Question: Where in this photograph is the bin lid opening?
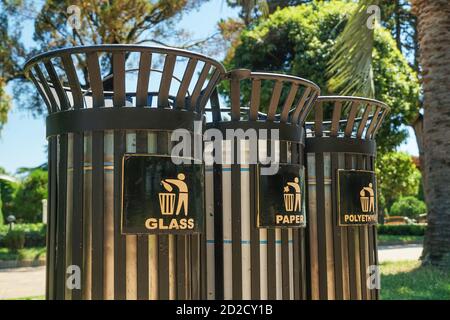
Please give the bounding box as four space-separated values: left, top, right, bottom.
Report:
206 69 320 127
24 44 227 115
305 96 389 140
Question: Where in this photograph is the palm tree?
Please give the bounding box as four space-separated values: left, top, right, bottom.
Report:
329 0 450 267
410 0 450 267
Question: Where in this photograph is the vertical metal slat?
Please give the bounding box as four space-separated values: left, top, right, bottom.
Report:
315 152 328 299
136 52 152 107
267 80 283 121
86 52 104 108
231 161 242 299
61 54 84 109
158 55 176 108
71 131 84 300
113 131 126 299
249 79 261 121
157 132 170 299
136 132 149 300
190 63 211 111
175 58 197 109
44 61 70 110
280 84 299 122
91 131 104 299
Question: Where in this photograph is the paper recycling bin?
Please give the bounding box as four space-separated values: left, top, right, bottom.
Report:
204 69 320 300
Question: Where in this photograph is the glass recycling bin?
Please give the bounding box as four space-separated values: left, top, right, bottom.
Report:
24 45 225 300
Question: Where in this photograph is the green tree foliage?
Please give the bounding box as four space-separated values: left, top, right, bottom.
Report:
226 1 309 26
0 0 209 119
0 179 19 218
390 196 427 219
219 0 309 62
381 0 418 70
0 1 27 129
224 1 420 153
0 78 10 131
376 152 421 211
226 0 269 26
33 0 206 50
0 194 3 226
13 169 48 223
0 167 19 222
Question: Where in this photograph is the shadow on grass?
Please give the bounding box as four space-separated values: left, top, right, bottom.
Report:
381 260 450 300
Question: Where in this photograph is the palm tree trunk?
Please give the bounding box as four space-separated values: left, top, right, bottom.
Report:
411 0 450 267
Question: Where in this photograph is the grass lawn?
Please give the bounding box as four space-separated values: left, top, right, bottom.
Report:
378 235 423 246
0 247 46 261
11 295 45 300
381 260 450 300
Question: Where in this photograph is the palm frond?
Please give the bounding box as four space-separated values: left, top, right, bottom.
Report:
327 0 380 98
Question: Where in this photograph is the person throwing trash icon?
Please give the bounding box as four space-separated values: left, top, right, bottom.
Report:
161 173 189 216
360 183 375 212
286 177 301 212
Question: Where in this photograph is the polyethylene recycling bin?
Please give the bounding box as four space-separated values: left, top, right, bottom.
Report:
204 69 320 299
24 45 225 300
304 96 389 300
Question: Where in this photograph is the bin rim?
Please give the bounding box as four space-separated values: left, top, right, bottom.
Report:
24 44 227 115
305 95 390 143
226 69 321 93
24 44 226 76
305 95 390 127
210 68 320 126
313 95 389 112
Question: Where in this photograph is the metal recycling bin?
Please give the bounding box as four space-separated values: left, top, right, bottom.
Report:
204 69 320 299
24 45 225 300
304 96 389 300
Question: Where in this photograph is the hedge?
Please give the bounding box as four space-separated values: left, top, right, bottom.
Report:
377 224 426 236
0 223 46 247
0 223 427 246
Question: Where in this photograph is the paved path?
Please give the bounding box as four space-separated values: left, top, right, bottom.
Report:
378 244 423 262
0 266 45 299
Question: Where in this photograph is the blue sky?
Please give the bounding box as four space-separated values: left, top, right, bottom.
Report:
0 0 418 174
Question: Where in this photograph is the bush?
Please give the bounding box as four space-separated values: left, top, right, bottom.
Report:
390 196 427 219
0 194 3 227
12 169 47 223
0 178 19 219
0 223 46 247
3 230 26 252
377 153 421 211
377 224 426 236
